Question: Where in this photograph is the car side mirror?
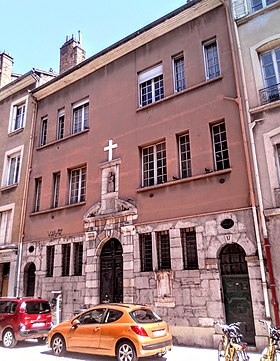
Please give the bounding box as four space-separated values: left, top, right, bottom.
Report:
71 319 81 329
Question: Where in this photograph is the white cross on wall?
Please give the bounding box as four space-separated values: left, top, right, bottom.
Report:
104 139 118 162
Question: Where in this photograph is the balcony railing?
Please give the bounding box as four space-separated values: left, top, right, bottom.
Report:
259 83 280 105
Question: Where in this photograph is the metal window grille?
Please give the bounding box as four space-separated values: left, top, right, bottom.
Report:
220 244 248 275
139 233 153 272
40 118 48 146
7 154 20 185
74 242 83 276
57 114 65 140
0 210 12 245
179 133 192 178
62 243 71 276
140 75 164 106
34 178 42 212
174 55 186 92
212 122 230 171
72 103 89 133
142 142 167 187
46 245 55 277
53 173 61 208
156 230 171 270
69 167 86 204
181 228 198 270
204 40 220 80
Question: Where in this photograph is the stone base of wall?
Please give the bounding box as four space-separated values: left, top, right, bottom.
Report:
171 325 216 348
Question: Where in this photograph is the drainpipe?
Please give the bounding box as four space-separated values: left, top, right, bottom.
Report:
15 93 38 297
220 0 272 320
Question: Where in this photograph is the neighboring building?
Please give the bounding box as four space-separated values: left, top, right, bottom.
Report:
232 0 280 328
20 0 268 347
0 52 54 297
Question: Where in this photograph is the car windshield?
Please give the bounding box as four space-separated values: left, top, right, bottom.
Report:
130 308 162 323
25 301 51 314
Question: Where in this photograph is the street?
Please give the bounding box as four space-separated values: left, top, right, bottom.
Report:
0 340 262 361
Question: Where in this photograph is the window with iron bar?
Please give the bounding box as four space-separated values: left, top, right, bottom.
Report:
156 230 171 270
181 227 198 270
62 243 71 276
74 242 83 276
139 233 153 272
46 245 55 277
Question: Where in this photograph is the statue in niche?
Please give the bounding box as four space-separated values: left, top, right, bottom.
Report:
107 171 115 193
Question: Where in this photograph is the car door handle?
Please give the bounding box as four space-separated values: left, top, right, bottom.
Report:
94 327 100 331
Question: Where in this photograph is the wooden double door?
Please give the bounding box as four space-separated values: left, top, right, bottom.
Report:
100 238 123 304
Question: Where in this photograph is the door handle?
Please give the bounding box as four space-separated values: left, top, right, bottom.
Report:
94 327 100 331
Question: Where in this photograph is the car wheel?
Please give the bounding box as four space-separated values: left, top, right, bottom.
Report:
51 334 66 356
117 341 138 361
2 329 17 348
37 337 47 344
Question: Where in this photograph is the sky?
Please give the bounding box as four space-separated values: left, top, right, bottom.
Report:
1 0 186 75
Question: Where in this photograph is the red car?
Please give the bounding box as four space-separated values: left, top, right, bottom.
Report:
0 297 52 348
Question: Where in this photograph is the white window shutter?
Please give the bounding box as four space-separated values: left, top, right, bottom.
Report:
232 0 249 19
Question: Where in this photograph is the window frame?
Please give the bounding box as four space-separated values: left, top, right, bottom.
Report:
46 245 55 277
181 227 199 270
73 242 83 276
139 233 153 272
178 132 192 179
34 177 42 212
57 109 65 140
156 230 171 270
138 64 164 107
211 122 230 171
62 243 71 277
203 38 221 81
72 99 89 134
1 146 23 188
141 141 167 187
52 172 61 208
250 0 277 12
8 96 28 133
173 53 186 93
69 166 87 204
0 204 14 246
40 117 48 146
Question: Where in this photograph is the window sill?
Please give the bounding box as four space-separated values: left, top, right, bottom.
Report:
137 168 232 193
136 76 223 111
36 128 89 150
236 2 280 25
8 127 24 137
0 183 18 192
30 201 86 216
250 98 280 114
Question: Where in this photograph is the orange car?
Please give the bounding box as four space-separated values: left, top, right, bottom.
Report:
48 303 172 361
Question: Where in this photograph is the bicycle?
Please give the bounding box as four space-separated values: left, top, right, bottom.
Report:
259 319 280 361
214 321 250 361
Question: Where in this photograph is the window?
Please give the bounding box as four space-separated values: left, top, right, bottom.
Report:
46 245 55 277
72 100 89 133
73 242 83 276
57 109 65 140
34 178 42 212
62 243 71 276
173 54 186 92
40 117 48 146
250 0 277 12
1 146 23 188
277 144 280 183
138 64 164 107
9 97 27 133
0 207 13 245
156 231 171 270
178 133 192 178
69 166 86 204
181 228 198 270
204 39 221 80
142 142 167 187
139 233 153 272
260 47 280 104
52 172 61 208
212 122 230 171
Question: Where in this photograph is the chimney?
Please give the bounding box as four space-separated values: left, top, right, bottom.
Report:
59 32 85 74
0 52 13 88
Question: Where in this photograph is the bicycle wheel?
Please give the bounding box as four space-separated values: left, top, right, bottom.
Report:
218 340 225 360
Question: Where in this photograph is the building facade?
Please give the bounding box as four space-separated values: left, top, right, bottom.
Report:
19 0 269 348
0 53 54 297
232 0 280 328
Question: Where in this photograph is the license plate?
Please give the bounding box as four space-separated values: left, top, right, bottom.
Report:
153 329 165 337
32 322 45 328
